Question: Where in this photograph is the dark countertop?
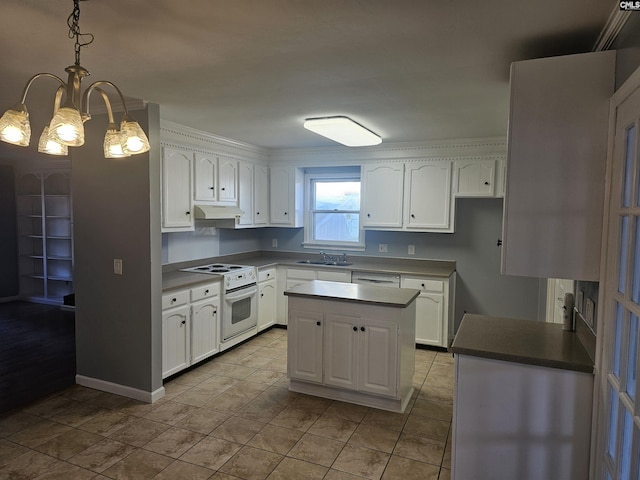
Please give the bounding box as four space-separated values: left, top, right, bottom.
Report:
162 252 456 292
450 314 594 374
285 280 421 307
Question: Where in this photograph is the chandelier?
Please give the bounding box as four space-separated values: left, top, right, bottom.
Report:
0 0 150 158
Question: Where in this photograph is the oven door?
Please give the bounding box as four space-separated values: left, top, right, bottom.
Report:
222 284 258 342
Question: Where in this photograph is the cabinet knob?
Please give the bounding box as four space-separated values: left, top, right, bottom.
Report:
484 181 490 185
284 212 288 215
261 293 264 298
209 186 214 190
367 213 371 218
266 273 270 278
186 211 191 215
353 326 358 331
411 214 415 218
360 326 365 332
257 211 260 215
213 310 217 314
205 289 209 294
181 320 186 325
421 283 425 288
172 298 177 303
221 187 226 191
316 321 321 326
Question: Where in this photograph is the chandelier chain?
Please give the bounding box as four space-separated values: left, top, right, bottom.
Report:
67 0 94 66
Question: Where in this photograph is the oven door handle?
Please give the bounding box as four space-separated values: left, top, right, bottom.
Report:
224 284 258 300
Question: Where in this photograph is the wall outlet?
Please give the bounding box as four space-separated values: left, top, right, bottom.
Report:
378 243 388 253
408 245 415 255
113 258 123 275
272 238 278 248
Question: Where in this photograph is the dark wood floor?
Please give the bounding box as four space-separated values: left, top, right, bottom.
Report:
0 301 76 416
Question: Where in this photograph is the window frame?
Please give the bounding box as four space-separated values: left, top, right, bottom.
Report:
302 171 365 251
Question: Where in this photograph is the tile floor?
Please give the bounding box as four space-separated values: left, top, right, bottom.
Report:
0 327 453 480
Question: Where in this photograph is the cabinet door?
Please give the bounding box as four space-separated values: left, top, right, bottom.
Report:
454 160 495 197
191 298 219 363
162 147 193 230
254 164 269 225
324 314 359 390
415 293 444 347
362 163 404 228
404 162 452 230
162 306 190 378
238 162 254 226
358 317 398 397
258 279 276 331
194 152 217 202
270 166 292 224
288 309 324 383
218 158 238 203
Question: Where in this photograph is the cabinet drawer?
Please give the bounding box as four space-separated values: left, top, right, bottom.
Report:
162 290 190 310
317 270 350 282
287 268 316 280
258 267 276 283
191 283 219 302
401 277 444 292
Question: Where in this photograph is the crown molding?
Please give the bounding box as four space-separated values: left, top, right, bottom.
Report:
593 6 631 51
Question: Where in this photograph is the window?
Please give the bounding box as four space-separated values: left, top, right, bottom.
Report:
303 170 364 250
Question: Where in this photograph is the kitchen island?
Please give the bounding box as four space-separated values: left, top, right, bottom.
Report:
450 314 594 480
284 280 420 413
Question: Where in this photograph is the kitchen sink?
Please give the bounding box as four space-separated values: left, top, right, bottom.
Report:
296 260 353 266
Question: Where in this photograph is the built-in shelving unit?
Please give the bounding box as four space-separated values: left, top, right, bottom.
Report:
16 171 73 304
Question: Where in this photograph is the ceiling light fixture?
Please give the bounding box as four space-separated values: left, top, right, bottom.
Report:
303 116 382 147
0 0 150 158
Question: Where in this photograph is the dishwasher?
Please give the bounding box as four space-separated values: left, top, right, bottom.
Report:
351 271 400 288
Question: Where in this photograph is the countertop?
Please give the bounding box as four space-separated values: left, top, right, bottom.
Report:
450 314 594 374
284 279 420 307
162 252 456 292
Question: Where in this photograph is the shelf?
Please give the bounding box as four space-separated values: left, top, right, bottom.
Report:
48 275 73 282
47 236 71 240
47 255 72 261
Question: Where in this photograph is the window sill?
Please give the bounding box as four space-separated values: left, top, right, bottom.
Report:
301 241 366 252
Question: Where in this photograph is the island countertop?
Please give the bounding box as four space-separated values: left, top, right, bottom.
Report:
450 314 594 373
285 280 420 307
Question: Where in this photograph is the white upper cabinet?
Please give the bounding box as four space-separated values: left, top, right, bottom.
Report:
193 152 217 202
453 159 496 197
270 166 303 227
162 146 193 232
502 51 615 280
194 153 238 206
254 164 269 225
404 161 453 231
362 163 404 228
237 161 253 226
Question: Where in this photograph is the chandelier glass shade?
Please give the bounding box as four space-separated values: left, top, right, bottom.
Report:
0 0 150 158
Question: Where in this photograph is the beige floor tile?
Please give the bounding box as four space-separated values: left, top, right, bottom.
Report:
170 370 212 387
162 381 192 400
60 385 103 403
35 428 103 460
393 432 445 466
289 394 333 414
23 394 78 418
108 417 171 447
267 457 327 479
237 354 273 369
0 438 30 466
211 415 266 444
67 438 136 473
381 455 440 480
332 444 390 480
219 445 283 480
176 408 231 435
142 426 205 458
238 397 287 423
197 374 239 393
77 410 136 436
433 353 454 366
323 401 370 422
102 448 174 479
172 387 219 407
246 368 287 385
439 467 451 480
287 432 345 467
361 409 408 432
256 386 298 407
409 399 452 422
0 447 61 478
31 460 97 479
324 469 367 480
8 418 72 449
402 415 450 443
307 415 358 442
153 459 216 480
0 411 42 438
84 391 130 410
269 405 320 432
143 400 199 425
219 364 258 379
348 423 401 453
417 385 453 405
203 392 253 413
223 379 268 399
247 424 303 455
48 402 106 428
179 435 242 470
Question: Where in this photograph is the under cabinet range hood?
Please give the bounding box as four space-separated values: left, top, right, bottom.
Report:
193 205 244 220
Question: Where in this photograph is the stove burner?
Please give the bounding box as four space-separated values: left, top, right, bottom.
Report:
228 266 243 269
194 266 211 270
209 268 230 273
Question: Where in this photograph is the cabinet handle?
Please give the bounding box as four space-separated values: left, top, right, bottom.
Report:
360 326 365 332
316 321 321 326
353 326 358 331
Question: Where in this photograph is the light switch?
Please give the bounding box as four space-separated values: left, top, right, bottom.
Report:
114 258 123 275
408 245 415 255
379 244 388 253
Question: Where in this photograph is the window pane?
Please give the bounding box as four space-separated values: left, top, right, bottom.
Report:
607 386 619 459
619 408 633 480
624 124 635 207
313 213 360 242
620 216 630 294
614 303 624 378
626 313 638 399
314 181 360 210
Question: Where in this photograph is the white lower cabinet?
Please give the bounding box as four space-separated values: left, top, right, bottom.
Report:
258 267 277 332
287 309 324 383
162 282 220 378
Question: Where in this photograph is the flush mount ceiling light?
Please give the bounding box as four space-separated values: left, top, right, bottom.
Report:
0 0 150 158
303 116 382 147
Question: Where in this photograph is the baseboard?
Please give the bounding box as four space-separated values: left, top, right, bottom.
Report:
76 375 165 404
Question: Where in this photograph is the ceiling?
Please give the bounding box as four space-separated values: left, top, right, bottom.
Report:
0 0 616 151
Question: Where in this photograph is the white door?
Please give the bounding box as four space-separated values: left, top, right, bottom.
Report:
404 162 452 230
218 158 238 203
258 280 276 331
162 147 193 229
287 309 323 383
270 167 291 224
324 313 359 390
545 278 575 324
191 299 219 363
597 73 640 479
162 306 190 378
194 152 217 202
254 164 269 225
362 163 404 228
238 162 253 226
358 317 397 398
416 292 444 346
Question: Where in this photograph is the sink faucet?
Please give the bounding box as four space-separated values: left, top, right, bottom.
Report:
341 253 348 264
319 251 329 262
